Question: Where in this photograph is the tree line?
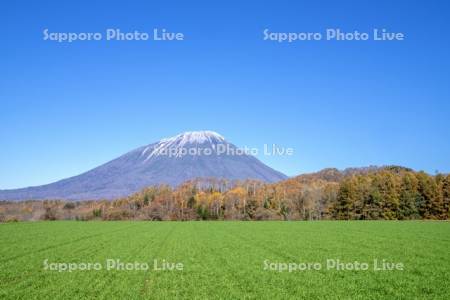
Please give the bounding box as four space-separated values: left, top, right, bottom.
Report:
1 166 449 221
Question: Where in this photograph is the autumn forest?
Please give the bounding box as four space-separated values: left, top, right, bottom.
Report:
1 166 449 222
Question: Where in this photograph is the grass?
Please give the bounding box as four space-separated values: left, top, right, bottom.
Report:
0 221 449 299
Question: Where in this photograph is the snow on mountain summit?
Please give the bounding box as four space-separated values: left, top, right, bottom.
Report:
142 131 226 160
163 131 225 144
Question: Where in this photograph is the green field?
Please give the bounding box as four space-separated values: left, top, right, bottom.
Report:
0 221 449 299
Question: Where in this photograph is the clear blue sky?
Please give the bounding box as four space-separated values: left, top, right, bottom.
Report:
1 0 449 189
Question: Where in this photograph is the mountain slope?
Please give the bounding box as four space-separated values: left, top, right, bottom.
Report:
0 131 287 200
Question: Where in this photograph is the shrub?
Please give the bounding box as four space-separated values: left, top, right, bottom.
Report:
6 217 19 222
103 209 131 221
63 202 76 210
93 209 102 218
254 208 280 220
41 207 57 221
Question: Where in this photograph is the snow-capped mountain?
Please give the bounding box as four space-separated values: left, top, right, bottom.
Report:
0 131 287 200
142 131 226 160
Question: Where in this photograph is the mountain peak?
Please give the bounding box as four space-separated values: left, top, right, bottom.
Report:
164 131 225 144
141 131 226 161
